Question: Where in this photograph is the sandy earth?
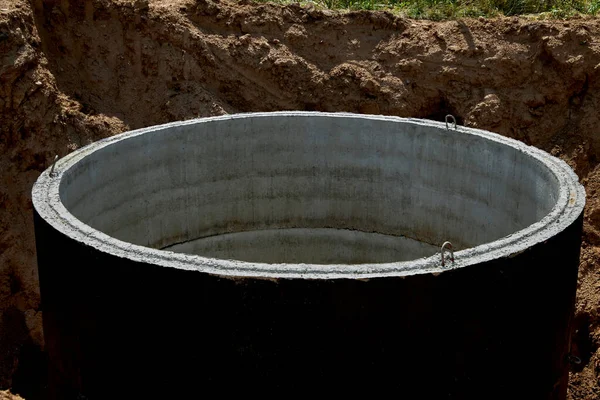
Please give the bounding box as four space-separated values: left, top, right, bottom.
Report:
0 391 23 400
1 0 599 398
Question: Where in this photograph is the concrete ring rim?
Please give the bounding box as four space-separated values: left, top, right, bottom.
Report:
32 112 586 279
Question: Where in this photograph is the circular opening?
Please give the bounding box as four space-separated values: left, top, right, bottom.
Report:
33 112 584 277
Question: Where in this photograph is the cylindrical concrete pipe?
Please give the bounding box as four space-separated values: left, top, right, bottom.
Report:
33 112 585 399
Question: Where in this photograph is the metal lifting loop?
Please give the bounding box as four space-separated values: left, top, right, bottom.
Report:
441 241 454 267
49 155 59 177
568 354 582 365
445 114 457 130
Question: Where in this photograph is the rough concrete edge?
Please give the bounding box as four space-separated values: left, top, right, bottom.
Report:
31 112 586 280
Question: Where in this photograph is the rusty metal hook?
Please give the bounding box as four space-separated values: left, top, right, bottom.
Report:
445 114 457 130
441 241 454 267
49 155 59 177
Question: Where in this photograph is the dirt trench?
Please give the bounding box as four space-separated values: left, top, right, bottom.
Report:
1 0 599 398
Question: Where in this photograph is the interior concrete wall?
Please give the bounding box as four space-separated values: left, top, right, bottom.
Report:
163 228 439 263
59 114 559 263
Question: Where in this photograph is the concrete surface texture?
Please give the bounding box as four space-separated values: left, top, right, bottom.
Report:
44 112 582 274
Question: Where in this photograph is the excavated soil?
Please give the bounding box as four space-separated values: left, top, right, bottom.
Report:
1 0 600 398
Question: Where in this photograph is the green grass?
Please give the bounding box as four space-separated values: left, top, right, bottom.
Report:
261 0 600 19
